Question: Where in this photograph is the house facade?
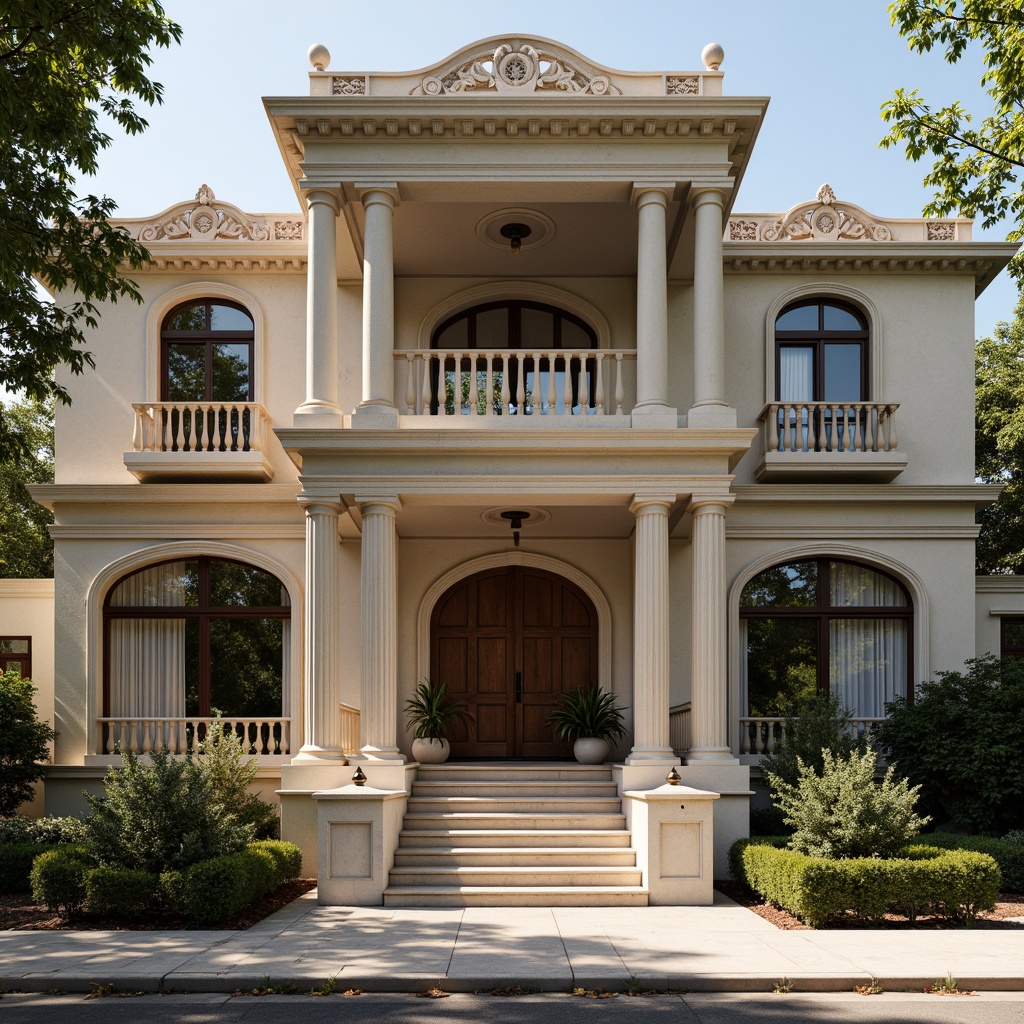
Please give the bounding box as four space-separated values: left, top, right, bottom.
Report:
24 37 1019 905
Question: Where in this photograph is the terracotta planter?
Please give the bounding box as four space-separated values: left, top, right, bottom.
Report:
412 737 450 764
573 737 610 764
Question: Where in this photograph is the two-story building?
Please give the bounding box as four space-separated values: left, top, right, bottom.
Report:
24 36 1018 905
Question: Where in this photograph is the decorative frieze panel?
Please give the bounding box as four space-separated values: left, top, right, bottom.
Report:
413 41 620 96
128 185 306 243
666 76 700 95
726 184 962 244
332 76 366 95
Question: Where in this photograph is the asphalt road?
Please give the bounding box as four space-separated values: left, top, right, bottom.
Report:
2 992 1024 1023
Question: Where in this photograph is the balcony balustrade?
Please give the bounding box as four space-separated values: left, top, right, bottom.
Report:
96 715 291 758
395 348 637 422
738 715 886 757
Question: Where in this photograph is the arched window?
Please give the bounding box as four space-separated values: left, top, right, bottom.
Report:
739 558 911 718
775 299 868 404
430 301 598 415
103 557 290 725
161 300 254 402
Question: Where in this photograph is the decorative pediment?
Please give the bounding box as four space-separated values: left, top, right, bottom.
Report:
413 39 621 96
130 186 305 243
729 185 895 243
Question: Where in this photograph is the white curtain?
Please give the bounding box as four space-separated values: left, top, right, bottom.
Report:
829 618 907 718
108 563 187 719
778 347 813 402
829 561 907 608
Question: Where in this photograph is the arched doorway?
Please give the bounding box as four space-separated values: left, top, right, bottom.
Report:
430 566 599 759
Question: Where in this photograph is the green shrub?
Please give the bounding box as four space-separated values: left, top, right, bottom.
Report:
728 835 788 884
738 842 1000 926
0 815 89 847
760 692 868 790
1005 830 1024 845
87 749 252 873
0 671 57 817
878 655 1024 834
768 747 929 859
29 847 92 920
197 720 280 840
912 833 1024 892
0 842 53 892
162 840 301 925
84 865 158 918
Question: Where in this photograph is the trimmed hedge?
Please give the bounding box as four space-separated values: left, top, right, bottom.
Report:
734 839 1000 926
0 816 89 847
0 842 55 893
728 835 788 884
912 833 1024 893
29 846 94 919
161 840 303 925
85 865 159 918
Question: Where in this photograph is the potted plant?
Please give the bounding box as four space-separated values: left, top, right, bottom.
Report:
546 685 627 764
403 681 473 764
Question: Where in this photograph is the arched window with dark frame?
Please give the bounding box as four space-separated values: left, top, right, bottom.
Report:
739 558 911 720
774 298 869 451
160 300 255 452
103 557 291 752
430 300 598 415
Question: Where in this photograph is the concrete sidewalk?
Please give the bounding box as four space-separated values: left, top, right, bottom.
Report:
1 891 1022 995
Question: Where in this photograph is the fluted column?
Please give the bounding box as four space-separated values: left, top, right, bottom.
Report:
294 500 344 761
294 189 342 423
688 187 735 428
358 495 404 760
688 495 738 762
354 185 399 426
627 494 677 763
631 184 676 428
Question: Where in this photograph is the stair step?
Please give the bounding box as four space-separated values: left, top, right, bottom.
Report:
401 813 627 831
411 781 619 797
390 865 642 886
416 765 613 783
383 885 649 908
393 847 638 867
406 796 623 814
397 828 633 848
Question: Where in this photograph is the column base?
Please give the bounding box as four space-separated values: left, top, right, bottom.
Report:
686 403 737 429
290 745 345 764
352 403 399 428
631 404 679 429
293 401 344 427
686 746 740 765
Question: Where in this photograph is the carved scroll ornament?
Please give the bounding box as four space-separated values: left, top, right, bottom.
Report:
136 185 278 242
727 185 894 242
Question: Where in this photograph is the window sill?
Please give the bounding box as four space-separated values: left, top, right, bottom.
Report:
755 449 908 483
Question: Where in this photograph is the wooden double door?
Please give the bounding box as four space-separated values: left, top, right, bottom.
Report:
431 567 599 759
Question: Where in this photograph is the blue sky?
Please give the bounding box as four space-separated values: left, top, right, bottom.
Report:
89 0 1016 337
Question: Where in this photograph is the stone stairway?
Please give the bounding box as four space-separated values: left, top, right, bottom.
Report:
383 763 648 907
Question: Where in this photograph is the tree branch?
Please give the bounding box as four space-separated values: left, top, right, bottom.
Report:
906 107 1024 170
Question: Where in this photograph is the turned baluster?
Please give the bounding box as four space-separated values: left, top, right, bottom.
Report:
546 353 557 415
405 353 416 414
593 353 605 415
500 354 510 415
614 354 624 414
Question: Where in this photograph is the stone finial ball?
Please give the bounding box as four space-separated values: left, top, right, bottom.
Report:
308 43 331 71
701 42 724 71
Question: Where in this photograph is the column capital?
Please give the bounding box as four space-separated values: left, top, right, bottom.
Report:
356 493 402 516
298 497 345 517
356 182 401 207
631 181 675 208
688 493 736 514
302 186 343 214
630 493 677 516
690 182 732 208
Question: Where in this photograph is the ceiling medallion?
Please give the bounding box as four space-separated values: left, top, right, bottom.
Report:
476 208 555 254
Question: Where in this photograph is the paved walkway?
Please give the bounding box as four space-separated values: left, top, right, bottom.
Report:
1 891 1022 994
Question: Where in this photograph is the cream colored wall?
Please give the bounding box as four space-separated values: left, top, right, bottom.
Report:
0 579 55 816
975 578 1024 659
53 274 307 485
49 499 304 765
722 273 978 486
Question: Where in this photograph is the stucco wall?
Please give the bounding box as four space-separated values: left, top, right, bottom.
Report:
976 577 1024 661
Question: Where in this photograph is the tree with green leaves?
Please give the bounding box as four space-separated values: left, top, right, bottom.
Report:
0 1 181 459
976 288 1024 572
0 669 57 817
881 1 1024 274
0 397 55 578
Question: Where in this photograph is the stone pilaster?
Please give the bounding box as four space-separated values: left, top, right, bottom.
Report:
687 495 738 762
294 500 344 761
627 494 677 763
688 187 736 429
357 495 404 760
294 189 342 424
354 185 399 427
631 184 677 428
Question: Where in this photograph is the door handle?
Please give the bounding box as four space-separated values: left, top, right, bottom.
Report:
515 671 523 703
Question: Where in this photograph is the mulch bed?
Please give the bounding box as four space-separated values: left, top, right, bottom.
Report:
715 880 1024 930
0 879 317 931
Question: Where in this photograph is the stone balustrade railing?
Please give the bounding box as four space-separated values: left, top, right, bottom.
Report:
739 716 886 756
669 701 692 756
97 716 291 756
132 402 269 454
395 349 637 418
339 702 361 758
761 402 899 454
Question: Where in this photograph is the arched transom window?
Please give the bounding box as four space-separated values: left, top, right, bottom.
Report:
161 300 254 402
103 557 290 725
739 558 911 719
